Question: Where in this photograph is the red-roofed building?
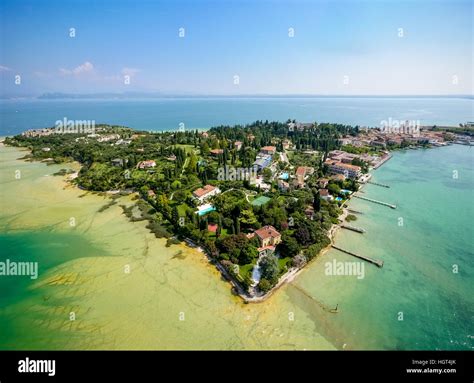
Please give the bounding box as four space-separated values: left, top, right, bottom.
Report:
255 225 282 248
294 166 314 188
260 146 277 155
318 178 329 188
137 160 156 169
331 173 346 181
192 184 221 203
319 188 333 201
207 223 218 233
210 149 224 156
324 159 361 179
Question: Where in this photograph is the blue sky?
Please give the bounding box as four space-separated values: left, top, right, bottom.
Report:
0 0 472 96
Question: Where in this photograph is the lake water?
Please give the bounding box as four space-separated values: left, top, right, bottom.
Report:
294 144 474 350
0 97 473 135
0 98 472 350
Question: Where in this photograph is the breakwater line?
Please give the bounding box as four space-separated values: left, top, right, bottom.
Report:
331 245 384 268
340 224 365 233
367 181 390 188
354 194 396 209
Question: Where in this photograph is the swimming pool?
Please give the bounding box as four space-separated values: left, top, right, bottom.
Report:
197 205 216 216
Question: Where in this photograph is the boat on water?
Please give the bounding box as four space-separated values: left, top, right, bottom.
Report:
453 140 474 146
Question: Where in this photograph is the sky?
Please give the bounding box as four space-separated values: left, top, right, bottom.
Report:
0 0 472 96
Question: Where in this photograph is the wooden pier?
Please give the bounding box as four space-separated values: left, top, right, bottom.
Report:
347 208 363 215
331 245 384 268
354 194 396 209
341 224 366 233
367 181 390 188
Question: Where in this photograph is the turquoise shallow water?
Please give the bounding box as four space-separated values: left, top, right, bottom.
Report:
292 144 474 350
0 145 471 350
0 232 106 308
0 231 110 348
1 97 473 135
0 97 473 349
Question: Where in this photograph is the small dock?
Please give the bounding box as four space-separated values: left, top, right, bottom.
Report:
354 194 396 209
341 224 366 233
367 181 390 188
347 209 363 215
331 245 384 268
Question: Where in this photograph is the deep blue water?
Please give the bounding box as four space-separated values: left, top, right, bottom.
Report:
1 97 473 135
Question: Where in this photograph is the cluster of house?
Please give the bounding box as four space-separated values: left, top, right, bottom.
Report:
317 177 353 204
341 129 449 149
190 184 283 257
21 128 57 137
87 133 119 142
209 143 244 156
22 127 135 148
110 158 157 169
277 166 314 192
83 134 132 146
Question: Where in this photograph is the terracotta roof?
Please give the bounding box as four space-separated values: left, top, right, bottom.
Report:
261 146 276 152
210 149 223 155
325 159 361 171
207 224 218 233
138 160 156 168
255 225 281 240
319 189 330 196
338 163 361 171
296 166 306 176
193 184 216 198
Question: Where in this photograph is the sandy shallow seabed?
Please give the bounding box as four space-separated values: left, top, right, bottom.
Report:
0 145 337 350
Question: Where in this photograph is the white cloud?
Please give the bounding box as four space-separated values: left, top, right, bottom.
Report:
0 65 11 72
121 67 140 77
60 61 94 76
103 67 140 82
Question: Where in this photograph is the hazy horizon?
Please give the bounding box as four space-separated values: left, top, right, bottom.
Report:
1 92 473 100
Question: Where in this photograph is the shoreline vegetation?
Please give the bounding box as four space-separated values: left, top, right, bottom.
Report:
3 120 472 302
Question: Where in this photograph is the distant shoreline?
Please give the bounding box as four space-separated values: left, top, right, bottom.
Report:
2 94 473 101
